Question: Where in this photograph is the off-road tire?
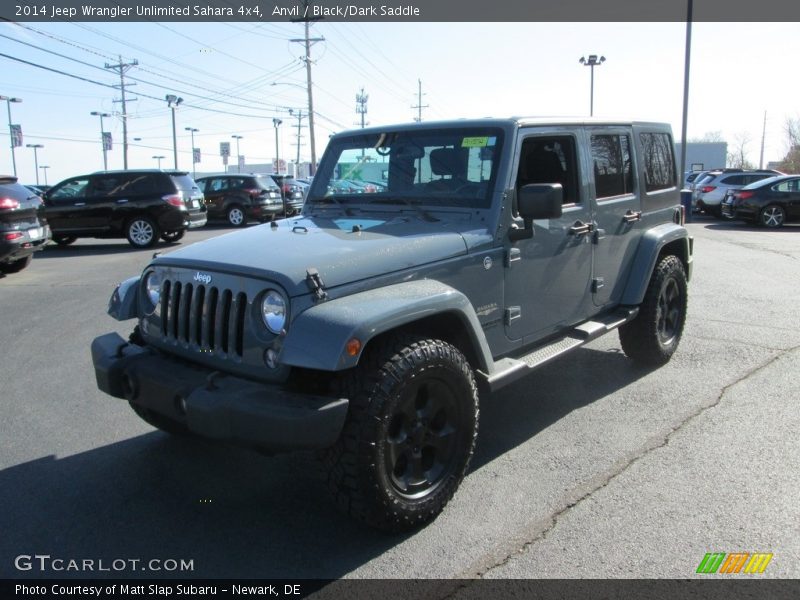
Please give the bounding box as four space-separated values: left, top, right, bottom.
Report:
129 401 190 436
0 254 32 274
125 216 160 249
319 334 479 532
53 235 77 246
619 255 688 367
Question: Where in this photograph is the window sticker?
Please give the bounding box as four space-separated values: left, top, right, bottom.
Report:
462 137 490 148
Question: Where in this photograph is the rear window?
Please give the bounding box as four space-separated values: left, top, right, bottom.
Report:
169 174 200 192
252 177 276 190
640 132 676 192
0 182 34 203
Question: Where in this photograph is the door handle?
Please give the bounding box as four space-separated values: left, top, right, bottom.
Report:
568 220 592 236
623 210 642 223
74 202 86 206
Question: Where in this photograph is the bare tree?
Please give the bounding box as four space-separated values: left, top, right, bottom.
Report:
778 117 800 173
689 131 724 143
727 132 754 169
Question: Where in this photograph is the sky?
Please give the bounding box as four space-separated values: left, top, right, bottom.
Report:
1 20 799 185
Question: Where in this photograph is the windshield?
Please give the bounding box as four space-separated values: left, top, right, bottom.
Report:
308 127 504 209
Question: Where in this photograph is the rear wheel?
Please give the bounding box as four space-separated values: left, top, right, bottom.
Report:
53 235 77 246
619 255 688 367
226 204 246 227
0 254 32 274
125 216 160 249
320 334 479 532
760 204 785 228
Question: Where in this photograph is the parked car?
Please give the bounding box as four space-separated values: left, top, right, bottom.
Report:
721 174 800 227
0 175 50 274
692 169 781 216
195 174 284 227
42 170 207 249
269 174 306 214
92 117 692 532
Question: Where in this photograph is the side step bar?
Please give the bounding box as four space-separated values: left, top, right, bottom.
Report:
482 308 638 393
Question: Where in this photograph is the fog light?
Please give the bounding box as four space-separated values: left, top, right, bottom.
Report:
264 348 279 369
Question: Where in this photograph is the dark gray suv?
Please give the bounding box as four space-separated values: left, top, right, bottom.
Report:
92 118 692 531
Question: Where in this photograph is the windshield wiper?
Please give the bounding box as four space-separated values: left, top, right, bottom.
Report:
309 196 356 216
363 196 439 222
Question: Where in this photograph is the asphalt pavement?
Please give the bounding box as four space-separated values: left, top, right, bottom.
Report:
0 217 798 582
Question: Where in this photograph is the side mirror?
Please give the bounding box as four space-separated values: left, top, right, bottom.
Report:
510 184 563 241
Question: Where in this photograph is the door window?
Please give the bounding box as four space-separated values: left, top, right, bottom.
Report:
48 178 90 201
591 134 633 199
516 136 579 205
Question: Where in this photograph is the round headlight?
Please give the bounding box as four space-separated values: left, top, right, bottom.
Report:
144 271 161 311
261 290 287 334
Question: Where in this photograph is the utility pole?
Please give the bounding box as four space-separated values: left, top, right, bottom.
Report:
412 79 428 122
759 110 767 169
291 4 324 175
288 108 305 171
105 55 138 170
355 87 369 129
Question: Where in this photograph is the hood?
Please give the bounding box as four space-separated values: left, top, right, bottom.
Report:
154 214 469 297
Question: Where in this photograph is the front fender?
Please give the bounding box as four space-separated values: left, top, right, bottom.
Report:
108 276 140 321
280 279 492 373
620 224 692 306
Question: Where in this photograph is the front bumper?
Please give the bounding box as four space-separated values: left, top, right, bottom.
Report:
91 332 348 452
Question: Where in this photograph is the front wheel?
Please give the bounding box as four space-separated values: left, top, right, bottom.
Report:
619 255 688 367
125 216 160 249
53 235 77 246
320 335 479 532
161 230 185 243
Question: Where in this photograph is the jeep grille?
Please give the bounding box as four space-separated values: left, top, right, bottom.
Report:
159 280 246 357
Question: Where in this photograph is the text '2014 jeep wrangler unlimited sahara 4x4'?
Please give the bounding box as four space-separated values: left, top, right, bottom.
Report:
92 118 692 532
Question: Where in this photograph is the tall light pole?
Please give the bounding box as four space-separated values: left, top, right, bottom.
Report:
153 155 165 169
1 95 23 177
231 134 243 173
579 55 606 117
26 143 43 185
39 165 49 185
90 111 111 170
185 127 199 178
165 94 183 169
273 119 282 175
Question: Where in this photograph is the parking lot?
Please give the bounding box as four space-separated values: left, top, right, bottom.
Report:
1 216 798 580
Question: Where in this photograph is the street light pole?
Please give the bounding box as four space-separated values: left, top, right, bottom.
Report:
26 143 43 185
231 135 243 173
579 55 606 117
152 155 165 169
273 119 282 175
1 95 23 177
165 94 183 170
91 111 111 170
185 127 199 178
39 165 49 185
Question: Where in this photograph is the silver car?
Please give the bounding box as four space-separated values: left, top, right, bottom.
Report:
693 170 782 217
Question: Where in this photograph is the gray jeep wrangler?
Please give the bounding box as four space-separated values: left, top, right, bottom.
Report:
92 118 692 532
